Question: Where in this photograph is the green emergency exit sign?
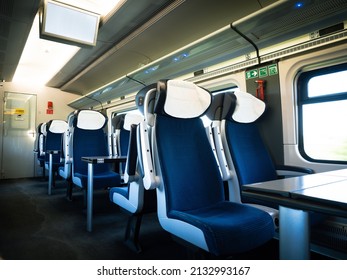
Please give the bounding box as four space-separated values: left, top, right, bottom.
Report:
268 64 278 75
246 64 278 79
245 69 258 79
259 67 268 77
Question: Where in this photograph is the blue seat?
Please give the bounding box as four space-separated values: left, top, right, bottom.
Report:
71 110 121 196
213 91 314 207
42 119 67 194
138 80 274 257
109 112 145 252
109 84 157 253
34 122 45 178
205 92 279 225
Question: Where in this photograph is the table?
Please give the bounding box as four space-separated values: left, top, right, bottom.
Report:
81 156 127 232
242 170 347 259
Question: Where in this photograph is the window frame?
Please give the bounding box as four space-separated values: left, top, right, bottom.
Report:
297 62 347 164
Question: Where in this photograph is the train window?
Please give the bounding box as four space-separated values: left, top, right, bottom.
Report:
308 70 347 97
298 63 347 163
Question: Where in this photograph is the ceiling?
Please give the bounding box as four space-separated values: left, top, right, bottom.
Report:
0 0 277 92
1 0 347 109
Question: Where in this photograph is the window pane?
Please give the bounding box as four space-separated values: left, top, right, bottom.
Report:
308 70 347 97
302 100 347 161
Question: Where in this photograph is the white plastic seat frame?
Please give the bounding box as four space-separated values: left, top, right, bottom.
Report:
111 112 145 213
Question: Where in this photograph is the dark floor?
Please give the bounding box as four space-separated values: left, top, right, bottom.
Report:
0 177 323 260
0 177 280 260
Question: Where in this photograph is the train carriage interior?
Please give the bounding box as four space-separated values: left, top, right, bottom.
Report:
1 0 347 262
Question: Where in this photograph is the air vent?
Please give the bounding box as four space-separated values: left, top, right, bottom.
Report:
0 18 11 38
0 0 14 17
311 220 347 254
319 22 345 37
189 58 258 83
189 28 347 83
261 29 347 63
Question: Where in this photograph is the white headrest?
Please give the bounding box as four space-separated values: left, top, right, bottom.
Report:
232 91 265 123
49 120 67 133
164 80 211 118
77 110 106 130
123 113 144 131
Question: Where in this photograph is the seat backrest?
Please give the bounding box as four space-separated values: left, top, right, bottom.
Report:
141 79 224 215
220 91 278 186
35 123 45 165
43 119 67 164
71 110 111 176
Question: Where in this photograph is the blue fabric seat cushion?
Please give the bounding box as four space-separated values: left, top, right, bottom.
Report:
74 171 120 188
169 201 274 256
155 116 225 211
109 186 129 201
225 121 278 185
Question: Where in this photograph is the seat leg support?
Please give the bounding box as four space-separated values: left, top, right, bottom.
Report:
279 206 310 260
48 153 53 195
66 180 73 201
124 214 143 253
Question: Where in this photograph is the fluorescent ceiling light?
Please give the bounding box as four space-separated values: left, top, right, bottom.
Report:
13 0 122 86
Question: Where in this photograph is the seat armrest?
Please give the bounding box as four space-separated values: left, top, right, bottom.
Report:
276 165 314 177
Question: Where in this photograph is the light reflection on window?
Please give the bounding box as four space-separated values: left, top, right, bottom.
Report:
302 69 347 161
308 70 347 97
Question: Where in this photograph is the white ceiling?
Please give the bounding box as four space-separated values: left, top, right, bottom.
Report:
1 0 347 106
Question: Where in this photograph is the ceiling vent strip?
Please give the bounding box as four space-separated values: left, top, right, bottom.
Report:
190 29 347 83
261 29 347 63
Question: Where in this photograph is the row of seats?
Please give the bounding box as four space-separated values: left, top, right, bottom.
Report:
34 79 313 258
34 119 68 194
34 106 150 252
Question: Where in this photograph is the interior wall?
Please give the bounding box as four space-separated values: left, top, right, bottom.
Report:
245 62 284 165
2 82 80 125
0 82 80 178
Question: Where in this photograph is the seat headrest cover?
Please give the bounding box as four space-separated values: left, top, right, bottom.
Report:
76 110 106 130
162 80 211 118
231 91 266 123
49 120 67 133
123 113 143 131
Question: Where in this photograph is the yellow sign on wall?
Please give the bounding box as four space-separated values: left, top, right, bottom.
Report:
14 108 25 115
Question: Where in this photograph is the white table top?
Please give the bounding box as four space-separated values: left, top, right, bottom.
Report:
292 180 347 207
242 173 347 196
242 168 347 214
